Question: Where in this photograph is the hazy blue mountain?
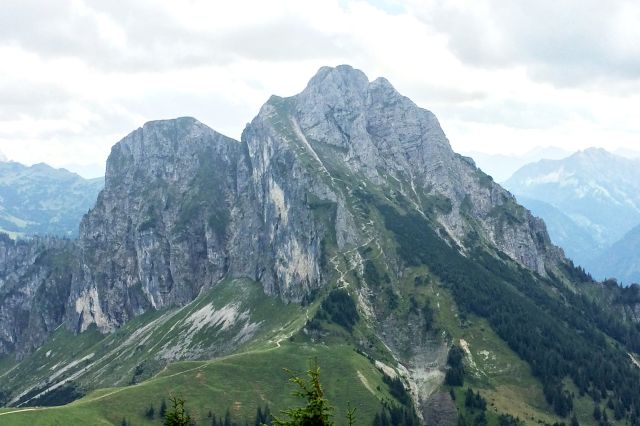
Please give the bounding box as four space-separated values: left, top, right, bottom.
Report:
505 148 640 251
592 224 640 284
515 195 601 267
0 161 104 237
463 146 571 182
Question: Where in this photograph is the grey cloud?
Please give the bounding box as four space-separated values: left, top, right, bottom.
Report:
437 100 594 129
410 0 640 86
0 0 357 72
0 82 73 119
403 83 488 104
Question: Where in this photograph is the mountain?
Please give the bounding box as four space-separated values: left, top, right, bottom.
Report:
0 162 103 238
592 224 640 284
0 151 7 162
462 146 571 183
515 195 601 267
1 66 640 425
504 148 640 268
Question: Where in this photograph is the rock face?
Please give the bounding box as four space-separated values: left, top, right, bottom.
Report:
0 234 77 356
267 65 562 275
67 118 259 332
0 65 565 353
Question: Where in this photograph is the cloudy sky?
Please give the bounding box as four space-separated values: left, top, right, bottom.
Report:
0 0 639 177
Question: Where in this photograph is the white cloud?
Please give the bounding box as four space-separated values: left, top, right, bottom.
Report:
0 0 638 176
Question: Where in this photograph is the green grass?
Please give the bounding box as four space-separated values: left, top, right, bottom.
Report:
0 279 309 406
427 282 566 425
0 343 394 426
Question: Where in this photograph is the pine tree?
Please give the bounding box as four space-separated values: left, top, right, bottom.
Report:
146 403 156 419
256 406 264 426
160 398 168 418
273 360 334 426
224 408 232 426
593 405 602 421
346 403 356 426
164 395 193 426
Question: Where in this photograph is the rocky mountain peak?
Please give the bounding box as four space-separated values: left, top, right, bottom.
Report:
104 117 223 185
570 147 624 165
0 65 566 354
249 65 563 277
303 64 370 97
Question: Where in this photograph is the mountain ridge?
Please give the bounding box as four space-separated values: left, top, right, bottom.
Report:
504 148 640 270
1 65 639 425
0 161 103 238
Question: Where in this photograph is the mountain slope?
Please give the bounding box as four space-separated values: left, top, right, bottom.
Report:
0 162 103 238
1 66 640 425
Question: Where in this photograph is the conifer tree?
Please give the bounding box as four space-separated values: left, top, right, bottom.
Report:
164 395 193 426
273 360 334 426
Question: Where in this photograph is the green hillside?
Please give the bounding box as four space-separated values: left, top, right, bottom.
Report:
0 279 309 407
0 343 396 426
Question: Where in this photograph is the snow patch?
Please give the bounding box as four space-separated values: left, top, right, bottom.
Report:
524 168 567 186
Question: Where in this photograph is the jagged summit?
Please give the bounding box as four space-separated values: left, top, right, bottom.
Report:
303 65 398 95
305 64 369 90
247 65 562 277
570 146 628 163
104 117 238 186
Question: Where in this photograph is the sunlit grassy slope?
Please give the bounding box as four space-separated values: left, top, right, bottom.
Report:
0 343 393 426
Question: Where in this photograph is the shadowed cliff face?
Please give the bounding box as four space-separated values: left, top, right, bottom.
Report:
0 65 564 349
0 235 77 356
66 117 257 332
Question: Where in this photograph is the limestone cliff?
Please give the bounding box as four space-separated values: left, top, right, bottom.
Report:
0 66 565 353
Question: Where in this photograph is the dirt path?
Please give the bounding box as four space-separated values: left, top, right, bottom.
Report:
0 407 45 416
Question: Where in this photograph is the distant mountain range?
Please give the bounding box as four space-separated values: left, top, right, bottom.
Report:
503 148 640 283
461 147 571 182
591 224 640 283
0 160 103 237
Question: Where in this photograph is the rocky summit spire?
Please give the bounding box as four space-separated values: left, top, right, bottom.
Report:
1 64 564 351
